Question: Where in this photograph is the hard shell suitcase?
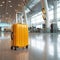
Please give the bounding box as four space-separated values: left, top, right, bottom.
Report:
11 23 28 50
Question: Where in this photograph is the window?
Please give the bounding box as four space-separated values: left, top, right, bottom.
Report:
31 12 44 24
57 21 60 30
57 3 60 30
31 12 44 28
49 10 54 20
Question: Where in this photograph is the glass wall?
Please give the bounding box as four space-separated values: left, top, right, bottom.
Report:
30 0 60 32
31 12 44 29
57 2 60 30
31 10 54 29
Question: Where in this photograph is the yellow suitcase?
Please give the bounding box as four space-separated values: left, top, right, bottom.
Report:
11 23 28 50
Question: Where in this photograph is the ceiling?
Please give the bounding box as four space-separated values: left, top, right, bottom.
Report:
27 0 60 17
0 0 60 23
0 0 29 23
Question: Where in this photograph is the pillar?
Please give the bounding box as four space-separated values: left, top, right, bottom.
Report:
27 15 32 27
53 0 57 33
16 12 24 24
23 6 27 24
54 0 57 23
18 13 22 24
41 0 50 33
30 16 32 27
20 15 23 24
16 13 18 23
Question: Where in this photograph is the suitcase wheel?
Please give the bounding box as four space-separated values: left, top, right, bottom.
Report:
11 46 17 50
11 46 13 50
26 45 28 49
14 47 17 50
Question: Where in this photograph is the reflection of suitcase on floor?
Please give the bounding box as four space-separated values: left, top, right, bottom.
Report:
11 24 28 50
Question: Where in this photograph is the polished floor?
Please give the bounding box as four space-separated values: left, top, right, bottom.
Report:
0 32 60 60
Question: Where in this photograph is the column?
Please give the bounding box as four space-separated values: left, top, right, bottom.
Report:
18 13 22 24
53 0 57 33
23 6 27 24
41 0 50 32
16 13 18 23
20 15 23 24
29 15 32 27
54 0 57 22
27 16 32 27
17 13 20 23
16 12 23 24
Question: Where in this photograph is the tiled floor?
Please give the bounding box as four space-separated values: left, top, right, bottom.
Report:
0 32 60 60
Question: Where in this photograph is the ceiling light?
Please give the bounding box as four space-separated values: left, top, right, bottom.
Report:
0 4 3 7
8 0 11 3
10 5 12 7
6 12 8 14
2 1 5 4
18 4 21 6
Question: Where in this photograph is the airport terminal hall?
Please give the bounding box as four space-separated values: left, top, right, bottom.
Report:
0 0 60 60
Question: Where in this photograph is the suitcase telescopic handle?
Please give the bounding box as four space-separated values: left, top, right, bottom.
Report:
11 32 13 40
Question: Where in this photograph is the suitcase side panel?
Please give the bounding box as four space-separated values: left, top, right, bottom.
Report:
12 24 28 47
